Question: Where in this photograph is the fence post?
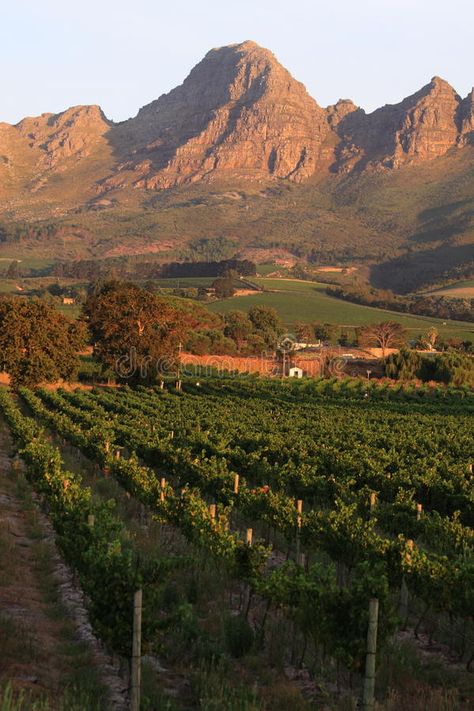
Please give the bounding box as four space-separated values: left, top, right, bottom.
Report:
370 492 377 512
87 514 95 528
296 499 303 565
233 473 240 494
243 529 253 618
362 597 379 711
416 503 423 521
131 589 142 711
160 477 166 503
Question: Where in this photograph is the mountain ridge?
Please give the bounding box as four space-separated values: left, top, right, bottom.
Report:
0 41 472 294
1 40 472 201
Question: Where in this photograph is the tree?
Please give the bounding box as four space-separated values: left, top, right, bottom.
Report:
384 349 422 380
314 323 338 343
84 281 215 382
295 322 315 343
248 305 283 348
5 260 20 279
420 327 439 351
358 321 407 358
0 297 87 387
224 311 253 350
212 275 235 298
186 331 212 356
84 282 174 381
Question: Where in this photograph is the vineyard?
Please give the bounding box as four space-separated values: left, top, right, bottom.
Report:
0 377 473 709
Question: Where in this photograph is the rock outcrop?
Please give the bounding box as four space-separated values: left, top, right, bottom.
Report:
333 77 464 172
459 88 474 145
103 41 330 190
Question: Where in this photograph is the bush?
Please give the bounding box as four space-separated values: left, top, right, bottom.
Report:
223 614 254 658
384 349 474 387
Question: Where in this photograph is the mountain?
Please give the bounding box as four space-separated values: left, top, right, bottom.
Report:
102 41 331 191
0 41 472 292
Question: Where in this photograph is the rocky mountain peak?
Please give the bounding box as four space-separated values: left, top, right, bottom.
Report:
14 105 111 169
104 41 329 190
459 88 474 145
0 43 472 211
333 75 465 172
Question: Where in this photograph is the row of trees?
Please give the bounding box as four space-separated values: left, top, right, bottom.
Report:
385 349 474 387
327 285 473 323
187 306 284 356
0 281 471 387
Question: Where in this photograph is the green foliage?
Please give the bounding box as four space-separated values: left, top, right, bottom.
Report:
247 305 283 348
0 389 163 655
223 615 255 658
0 297 87 387
84 281 217 382
15 378 474 677
213 275 236 299
385 349 474 386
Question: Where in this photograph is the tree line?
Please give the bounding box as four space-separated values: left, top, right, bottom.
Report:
326 285 473 323
0 280 472 388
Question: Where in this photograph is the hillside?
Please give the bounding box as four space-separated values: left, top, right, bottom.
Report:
208 277 474 341
0 41 472 292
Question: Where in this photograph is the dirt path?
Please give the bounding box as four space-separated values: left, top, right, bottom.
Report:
0 421 128 709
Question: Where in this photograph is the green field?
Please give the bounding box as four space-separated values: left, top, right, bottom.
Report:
143 277 216 288
208 277 474 340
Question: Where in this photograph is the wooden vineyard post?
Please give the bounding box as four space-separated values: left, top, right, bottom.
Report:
131 589 142 711
370 492 377 512
416 503 423 521
362 597 379 711
243 529 253 618
160 477 166 503
209 503 216 520
233 473 240 494
296 499 303 565
399 539 413 627
87 514 95 528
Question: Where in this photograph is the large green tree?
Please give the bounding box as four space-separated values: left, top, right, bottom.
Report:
0 297 87 387
84 281 217 382
224 310 253 350
247 305 283 348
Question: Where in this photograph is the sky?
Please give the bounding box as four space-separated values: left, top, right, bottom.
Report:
3 0 473 124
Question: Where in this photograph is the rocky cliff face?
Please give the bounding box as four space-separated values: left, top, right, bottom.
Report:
103 41 330 191
459 89 474 145
334 77 465 172
0 41 472 208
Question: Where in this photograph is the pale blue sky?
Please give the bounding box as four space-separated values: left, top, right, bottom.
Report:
3 0 473 124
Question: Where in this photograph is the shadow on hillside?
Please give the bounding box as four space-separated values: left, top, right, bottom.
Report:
370 243 474 294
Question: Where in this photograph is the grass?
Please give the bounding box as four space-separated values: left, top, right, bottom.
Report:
208 277 474 340
142 277 216 288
